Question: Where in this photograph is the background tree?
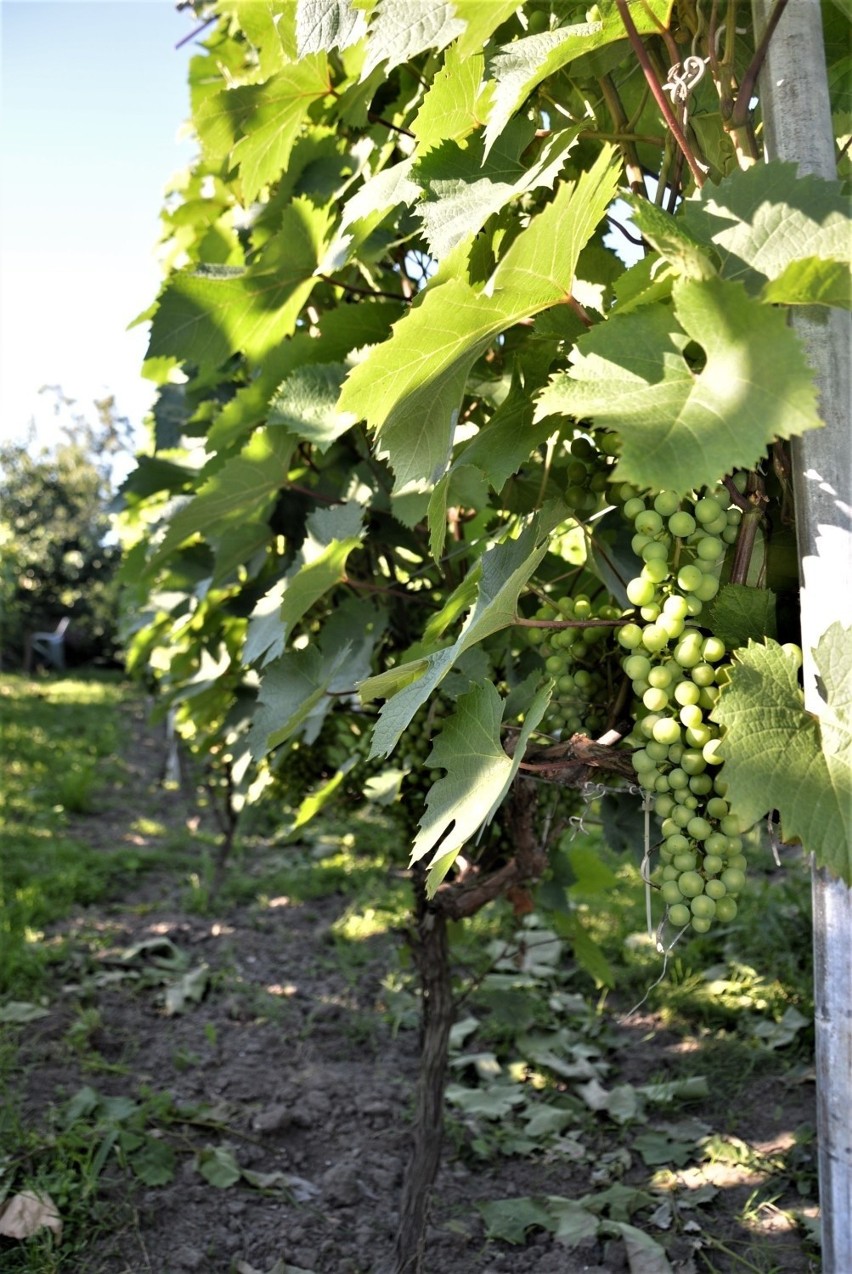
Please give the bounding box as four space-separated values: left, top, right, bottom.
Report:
0 390 129 667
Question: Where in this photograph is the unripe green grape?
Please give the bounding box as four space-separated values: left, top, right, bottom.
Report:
661 879 684 904
668 903 691 927
703 515 728 536
692 663 717 687
687 816 713 841
624 653 651 680
719 814 744 836
640 623 667 653
688 774 713 795
642 559 670 585
640 712 662 739
713 776 728 795
655 774 671 792
693 575 720 602
663 593 690 620
671 806 692 828
721 867 746 893
679 704 703 730
652 717 681 746
702 855 725 877
618 483 638 502
782 643 803 669
690 916 712 933
680 749 706 776
643 687 669 712
566 459 587 483
698 687 718 710
618 623 644 649
653 490 681 517
703 832 729 856
570 436 595 459
631 533 651 556
660 817 680 839
674 681 701 707
727 853 747 872
691 895 716 920
725 835 743 854
667 742 684 763
545 654 566 675
659 612 687 640
677 564 703 592
574 669 593 690
682 794 699 809
722 524 740 545
665 833 690 854
685 595 704 616
678 871 704 898
632 678 650 696
642 539 670 562
624 496 646 520
635 509 663 535
572 640 589 658
648 665 674 689
669 511 696 537
694 495 719 523
667 768 689 790
714 896 738 923
673 851 698 872
654 794 675 817
706 797 728 820
674 634 703 668
556 674 575 694
645 740 670 762
685 723 713 749
696 535 724 561
640 603 662 622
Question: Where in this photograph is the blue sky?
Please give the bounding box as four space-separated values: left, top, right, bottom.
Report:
0 1 199 453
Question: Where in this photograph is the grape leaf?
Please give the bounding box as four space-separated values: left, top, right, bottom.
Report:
711 627 852 882
362 520 550 756
536 277 823 494
761 257 852 309
361 0 465 79
453 0 521 57
626 197 718 281
410 41 485 150
459 347 560 492
216 1 293 76
412 679 551 894
243 502 365 665
416 125 581 259
268 364 357 451
707 584 777 649
147 428 296 573
678 162 851 296
146 199 331 375
338 147 620 500
295 0 368 55
483 0 671 155
231 60 333 203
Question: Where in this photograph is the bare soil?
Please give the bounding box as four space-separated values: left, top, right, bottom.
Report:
8 699 818 1274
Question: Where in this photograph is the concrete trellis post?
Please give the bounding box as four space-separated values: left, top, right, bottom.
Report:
751 2 852 1269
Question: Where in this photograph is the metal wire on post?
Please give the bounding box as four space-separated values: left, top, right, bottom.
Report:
750 2 852 1268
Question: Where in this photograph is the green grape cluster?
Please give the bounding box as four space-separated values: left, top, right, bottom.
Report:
613 481 751 934
562 434 616 515
526 593 620 736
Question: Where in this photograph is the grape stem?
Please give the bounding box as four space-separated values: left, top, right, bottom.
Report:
513 616 631 630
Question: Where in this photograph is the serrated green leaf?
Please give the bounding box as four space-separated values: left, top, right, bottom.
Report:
411 41 484 150
626 196 718 281
483 1 670 155
411 679 550 893
248 646 348 758
244 502 365 665
536 277 823 494
217 1 293 76
147 428 295 573
339 148 620 499
296 0 368 55
268 364 357 450
453 0 520 57
478 1196 555 1243
546 1197 600 1245
129 1139 176 1186
362 520 550 754
361 0 464 79
602 1221 673 1274
416 124 581 259
459 353 558 492
146 199 331 375
707 584 777 648
761 256 852 309
679 162 851 295
711 628 852 882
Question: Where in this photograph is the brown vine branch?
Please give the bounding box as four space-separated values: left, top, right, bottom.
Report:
613 0 707 188
367 111 415 138
513 616 631 630
317 274 408 303
731 0 790 129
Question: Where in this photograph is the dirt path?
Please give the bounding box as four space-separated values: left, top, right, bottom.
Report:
8 697 817 1274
